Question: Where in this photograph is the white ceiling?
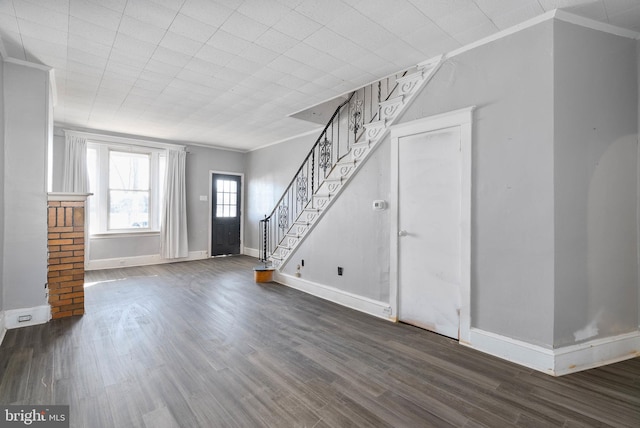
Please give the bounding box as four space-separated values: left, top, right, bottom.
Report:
1 0 639 151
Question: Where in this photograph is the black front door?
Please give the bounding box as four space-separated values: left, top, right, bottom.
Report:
211 173 241 256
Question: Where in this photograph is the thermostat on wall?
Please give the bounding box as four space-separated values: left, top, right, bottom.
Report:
372 200 387 211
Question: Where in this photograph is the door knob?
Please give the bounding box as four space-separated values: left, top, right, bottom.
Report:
398 230 408 237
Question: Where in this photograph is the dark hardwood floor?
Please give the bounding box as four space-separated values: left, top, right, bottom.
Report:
1 256 638 427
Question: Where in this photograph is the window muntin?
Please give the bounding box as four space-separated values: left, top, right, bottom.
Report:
216 179 238 218
87 143 165 235
108 151 150 230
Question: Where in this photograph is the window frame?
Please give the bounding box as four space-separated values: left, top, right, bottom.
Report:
88 142 165 236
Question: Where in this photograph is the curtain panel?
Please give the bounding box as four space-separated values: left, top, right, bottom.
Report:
62 133 89 192
161 149 189 259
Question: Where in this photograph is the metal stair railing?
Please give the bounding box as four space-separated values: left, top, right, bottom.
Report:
259 69 412 264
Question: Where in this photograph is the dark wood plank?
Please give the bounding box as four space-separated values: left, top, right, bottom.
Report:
0 256 638 428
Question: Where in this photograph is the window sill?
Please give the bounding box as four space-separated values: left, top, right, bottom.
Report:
89 231 160 239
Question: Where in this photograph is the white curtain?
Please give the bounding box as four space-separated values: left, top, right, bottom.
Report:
161 149 189 259
62 134 89 192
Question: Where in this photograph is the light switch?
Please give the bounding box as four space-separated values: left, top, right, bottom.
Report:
200 195 208 201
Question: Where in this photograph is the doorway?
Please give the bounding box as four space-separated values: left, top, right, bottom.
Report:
390 107 473 343
210 172 243 257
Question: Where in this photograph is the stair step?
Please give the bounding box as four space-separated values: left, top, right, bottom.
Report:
350 141 371 161
363 120 386 142
379 96 404 120
396 70 426 96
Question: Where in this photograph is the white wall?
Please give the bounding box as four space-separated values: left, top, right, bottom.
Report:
2 61 49 311
553 21 638 347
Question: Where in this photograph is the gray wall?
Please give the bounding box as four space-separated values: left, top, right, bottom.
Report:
0 61 5 312
3 61 49 310
403 21 556 347
553 21 638 346
244 134 318 251
52 131 245 260
269 21 557 347
186 144 245 254
280 138 391 302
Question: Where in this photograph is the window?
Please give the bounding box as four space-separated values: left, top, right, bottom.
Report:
216 179 238 217
87 143 166 235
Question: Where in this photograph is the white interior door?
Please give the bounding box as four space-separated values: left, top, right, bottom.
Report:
398 126 462 339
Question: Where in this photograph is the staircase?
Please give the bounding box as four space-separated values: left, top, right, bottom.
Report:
260 55 443 269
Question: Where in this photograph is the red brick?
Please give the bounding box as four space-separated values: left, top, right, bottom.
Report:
48 276 73 284
61 244 84 251
52 311 73 319
48 239 73 246
73 207 84 226
49 227 73 232
49 263 74 272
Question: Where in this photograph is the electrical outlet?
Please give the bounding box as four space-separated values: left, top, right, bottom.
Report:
337 266 343 276
18 315 32 322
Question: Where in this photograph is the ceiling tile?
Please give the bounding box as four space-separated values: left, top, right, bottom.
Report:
294 0 352 25
168 13 218 42
150 47 192 69
489 3 546 30
179 0 234 27
69 17 117 46
271 10 322 40
406 0 471 21
84 0 127 13
195 44 235 66
17 19 67 45
113 33 158 59
117 15 167 45
220 11 269 42
608 4 640 31
21 35 68 62
148 0 185 11
68 33 112 58
124 0 178 28
237 0 294 26
14 0 69 32
450 20 499 45
603 0 640 17
0 12 20 34
253 28 298 54
206 30 251 54
183 57 222 75
70 0 122 30
240 44 280 64
435 3 496 37
159 31 203 56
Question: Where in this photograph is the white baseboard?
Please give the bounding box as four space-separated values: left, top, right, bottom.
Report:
274 271 393 321
86 250 209 270
553 331 640 376
466 328 640 376
0 311 6 346
4 305 51 330
243 247 259 258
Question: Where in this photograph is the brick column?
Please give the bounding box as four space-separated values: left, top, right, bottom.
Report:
47 194 89 319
